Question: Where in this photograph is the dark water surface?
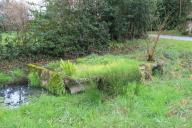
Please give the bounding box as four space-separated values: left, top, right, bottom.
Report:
0 85 47 108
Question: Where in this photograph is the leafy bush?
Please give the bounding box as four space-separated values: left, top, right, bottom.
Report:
106 0 155 39
15 0 156 57
60 60 76 76
0 0 170 59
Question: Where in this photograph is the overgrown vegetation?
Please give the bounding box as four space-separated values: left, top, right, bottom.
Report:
1 0 187 59
1 38 192 127
28 64 65 95
0 0 192 127
0 68 25 86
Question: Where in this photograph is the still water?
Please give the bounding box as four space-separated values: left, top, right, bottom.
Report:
0 85 47 108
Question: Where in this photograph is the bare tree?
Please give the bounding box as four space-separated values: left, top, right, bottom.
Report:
146 13 171 61
0 0 29 31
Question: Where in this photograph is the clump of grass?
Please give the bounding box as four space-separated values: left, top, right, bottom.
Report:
28 72 41 87
60 60 76 76
0 72 12 85
11 68 24 78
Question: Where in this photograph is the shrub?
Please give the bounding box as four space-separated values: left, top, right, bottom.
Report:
106 0 155 39
15 0 156 57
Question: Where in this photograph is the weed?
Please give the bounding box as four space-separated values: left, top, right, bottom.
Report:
60 60 76 76
28 72 41 87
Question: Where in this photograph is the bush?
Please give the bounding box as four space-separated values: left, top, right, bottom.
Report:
0 1 161 58
16 0 156 57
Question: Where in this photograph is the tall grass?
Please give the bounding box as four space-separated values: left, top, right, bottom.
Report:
0 39 192 127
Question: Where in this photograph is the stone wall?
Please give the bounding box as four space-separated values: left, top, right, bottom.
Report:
28 64 65 95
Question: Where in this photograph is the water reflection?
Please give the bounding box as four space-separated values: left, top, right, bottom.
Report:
0 85 47 108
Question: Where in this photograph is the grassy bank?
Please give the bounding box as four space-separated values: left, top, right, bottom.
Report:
0 38 192 127
0 69 25 86
0 79 191 128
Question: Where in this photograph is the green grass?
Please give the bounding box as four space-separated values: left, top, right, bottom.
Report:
11 68 25 78
0 69 25 86
46 55 142 94
148 30 185 37
0 79 191 128
0 38 192 127
28 72 41 87
0 72 12 85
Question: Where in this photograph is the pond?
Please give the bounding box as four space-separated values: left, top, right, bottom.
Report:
0 85 48 108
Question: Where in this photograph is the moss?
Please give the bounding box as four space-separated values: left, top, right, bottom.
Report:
47 73 65 95
28 64 66 95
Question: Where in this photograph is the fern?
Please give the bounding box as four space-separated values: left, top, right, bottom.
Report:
60 60 76 76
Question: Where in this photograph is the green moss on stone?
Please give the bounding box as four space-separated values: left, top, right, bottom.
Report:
47 73 65 95
28 64 66 95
